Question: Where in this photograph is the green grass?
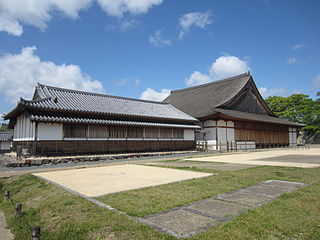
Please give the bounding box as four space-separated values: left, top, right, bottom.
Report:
1 166 320 239
96 166 320 217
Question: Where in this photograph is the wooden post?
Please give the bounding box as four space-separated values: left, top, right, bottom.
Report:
0 183 2 193
33 122 38 156
15 203 22 217
4 190 10 201
32 226 41 240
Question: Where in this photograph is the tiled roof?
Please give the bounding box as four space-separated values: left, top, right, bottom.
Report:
0 132 13 141
29 114 201 129
5 84 197 122
213 108 304 127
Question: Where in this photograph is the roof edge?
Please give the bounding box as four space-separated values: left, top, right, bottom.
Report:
169 72 250 94
37 83 171 105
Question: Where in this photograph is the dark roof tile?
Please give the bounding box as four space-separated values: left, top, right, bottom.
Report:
29 114 201 129
7 84 197 122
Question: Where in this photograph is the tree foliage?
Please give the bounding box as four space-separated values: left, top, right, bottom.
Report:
265 94 320 133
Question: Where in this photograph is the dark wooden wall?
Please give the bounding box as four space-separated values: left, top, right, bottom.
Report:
235 121 289 145
225 83 269 115
13 140 195 156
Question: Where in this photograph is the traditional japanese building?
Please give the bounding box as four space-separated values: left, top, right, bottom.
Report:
164 72 303 150
4 84 200 156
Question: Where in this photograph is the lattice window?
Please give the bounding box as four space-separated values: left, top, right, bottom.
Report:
173 128 184 139
127 127 143 138
109 126 126 138
88 125 108 138
64 124 87 138
160 128 172 139
145 127 159 138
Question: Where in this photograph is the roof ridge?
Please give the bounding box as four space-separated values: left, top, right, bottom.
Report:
20 97 53 104
170 72 250 93
37 83 170 105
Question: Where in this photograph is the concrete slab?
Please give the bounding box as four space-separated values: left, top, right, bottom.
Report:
33 164 212 197
240 185 293 197
215 191 274 207
145 209 218 235
187 199 248 219
144 161 258 171
260 180 305 189
254 154 320 164
185 148 320 168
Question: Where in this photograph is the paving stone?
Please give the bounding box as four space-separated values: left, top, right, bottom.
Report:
145 209 218 235
240 185 294 197
260 180 305 190
187 199 249 219
215 191 274 207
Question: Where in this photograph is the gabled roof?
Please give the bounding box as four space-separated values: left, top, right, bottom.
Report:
164 73 252 118
164 73 300 127
0 132 13 141
5 84 198 123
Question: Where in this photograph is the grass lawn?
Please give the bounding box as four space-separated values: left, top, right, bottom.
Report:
1 165 320 239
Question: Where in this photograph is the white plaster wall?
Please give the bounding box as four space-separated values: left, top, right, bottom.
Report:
203 120 216 127
226 121 234 127
0 141 11 150
206 128 216 141
38 123 63 140
236 141 256 149
217 120 226 127
217 127 227 143
227 128 235 142
13 114 35 141
184 129 195 140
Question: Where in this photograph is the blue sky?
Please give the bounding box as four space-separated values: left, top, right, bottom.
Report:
0 0 319 117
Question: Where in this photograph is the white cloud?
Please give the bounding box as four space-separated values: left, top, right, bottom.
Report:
258 87 288 98
0 0 163 36
313 75 320 88
185 71 211 87
149 30 172 47
97 0 163 17
293 44 305 50
287 57 296 64
0 46 104 104
185 55 250 87
178 11 212 39
140 88 170 101
0 0 92 36
116 78 129 86
135 78 141 86
116 78 141 87
119 18 139 31
209 55 250 80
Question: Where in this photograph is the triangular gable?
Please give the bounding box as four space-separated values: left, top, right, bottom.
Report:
220 77 275 116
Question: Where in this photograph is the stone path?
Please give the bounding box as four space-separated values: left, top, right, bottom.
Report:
0 211 13 240
142 180 306 238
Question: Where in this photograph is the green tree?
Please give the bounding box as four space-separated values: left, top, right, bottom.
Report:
265 94 320 134
264 94 314 123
